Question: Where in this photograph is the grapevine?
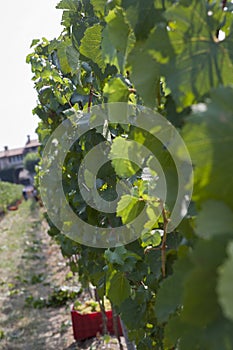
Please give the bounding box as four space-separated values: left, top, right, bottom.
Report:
27 0 233 349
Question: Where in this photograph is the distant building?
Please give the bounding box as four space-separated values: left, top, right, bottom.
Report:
0 135 40 184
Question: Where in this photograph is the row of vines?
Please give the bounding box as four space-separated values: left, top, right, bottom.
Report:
27 0 233 349
0 181 23 213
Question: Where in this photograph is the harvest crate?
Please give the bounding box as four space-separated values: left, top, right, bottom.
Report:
71 308 122 341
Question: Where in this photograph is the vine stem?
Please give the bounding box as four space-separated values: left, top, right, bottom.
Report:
64 94 73 109
111 302 124 350
94 289 108 335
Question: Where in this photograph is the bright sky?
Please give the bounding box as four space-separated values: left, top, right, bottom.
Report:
0 0 63 150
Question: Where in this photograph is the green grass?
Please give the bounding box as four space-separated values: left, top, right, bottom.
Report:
0 200 34 272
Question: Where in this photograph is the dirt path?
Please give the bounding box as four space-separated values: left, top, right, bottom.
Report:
0 200 124 350
0 200 79 349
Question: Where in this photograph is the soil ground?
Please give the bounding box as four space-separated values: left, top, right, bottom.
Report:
0 200 125 350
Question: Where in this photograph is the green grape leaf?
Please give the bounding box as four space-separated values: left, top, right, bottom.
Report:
56 0 80 10
181 236 229 327
66 46 80 74
107 272 131 305
129 127 179 211
217 241 233 322
195 200 233 239
164 315 189 349
105 246 127 265
80 24 105 72
165 315 233 350
122 0 162 40
141 230 161 248
128 42 159 108
182 268 220 327
119 297 147 329
154 252 192 323
128 24 173 107
105 246 141 267
90 0 106 16
109 137 141 177
103 77 130 102
117 195 144 225
164 237 233 349
164 0 233 109
183 86 233 211
102 8 135 72
30 39 40 48
57 40 73 74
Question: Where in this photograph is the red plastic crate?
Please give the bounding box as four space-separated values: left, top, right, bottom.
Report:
71 308 123 341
